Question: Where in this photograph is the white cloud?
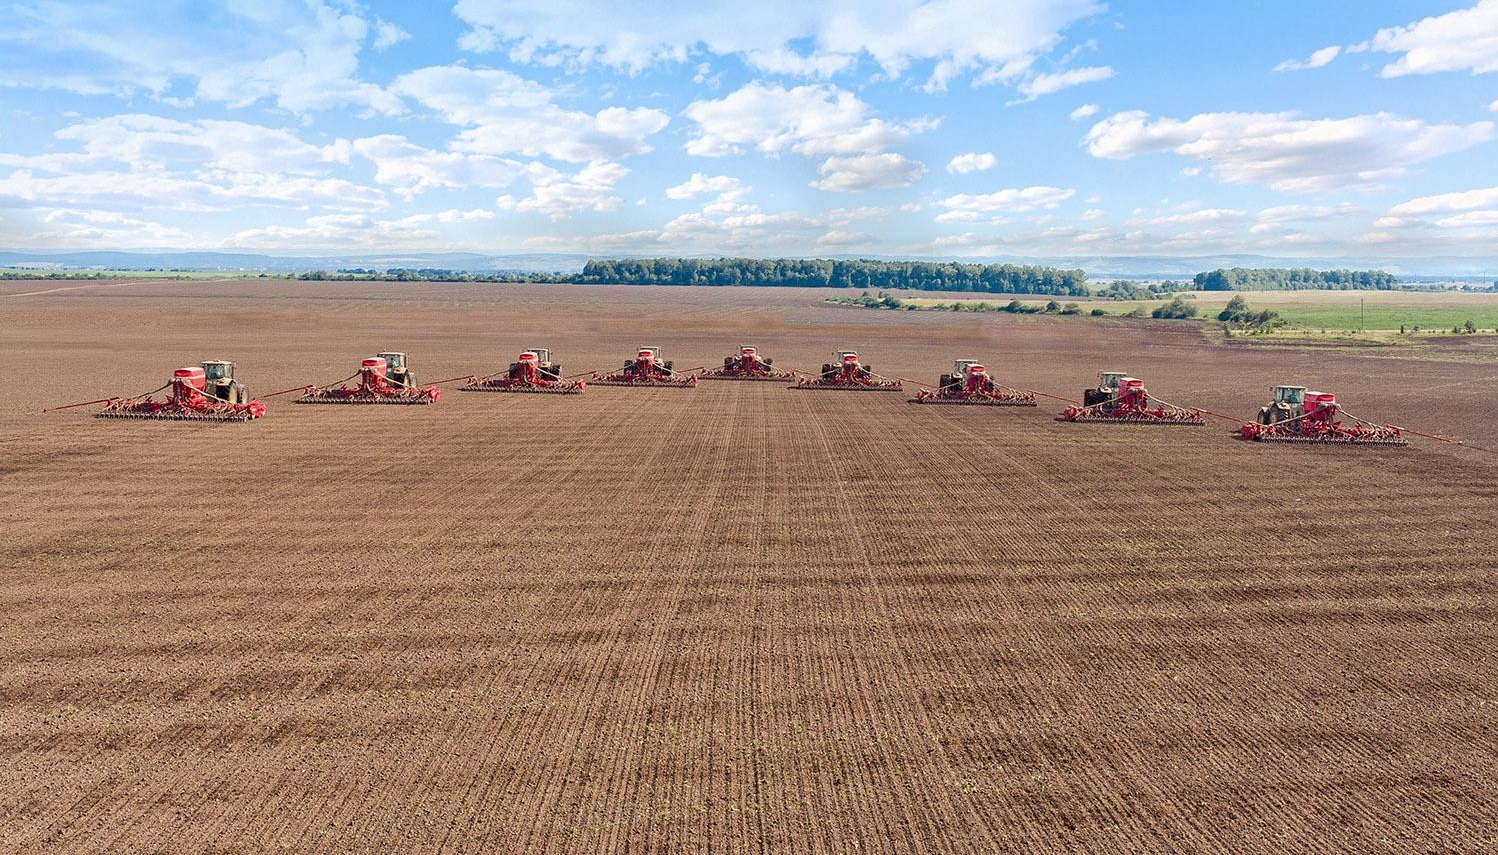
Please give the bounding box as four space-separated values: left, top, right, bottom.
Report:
1129 208 1246 227
1389 186 1498 215
0 114 349 176
372 20 411 51
1069 103 1099 120
816 229 871 247
393 65 670 163
1256 203 1362 224
452 0 1105 89
1084 110 1494 193
938 186 1075 214
947 152 998 174
498 161 629 220
682 82 927 158
29 209 195 249
0 0 402 114
665 173 749 201
1274 45 1341 73
1359 0 1498 78
1016 65 1114 100
1491 99 1498 111
222 212 490 250
351 135 538 199
811 153 926 192
0 114 383 213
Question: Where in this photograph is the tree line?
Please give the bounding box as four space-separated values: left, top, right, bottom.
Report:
1192 268 1398 291
573 258 1091 295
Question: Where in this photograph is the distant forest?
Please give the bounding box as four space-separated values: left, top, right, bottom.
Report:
573 258 1090 295
1192 268 1398 291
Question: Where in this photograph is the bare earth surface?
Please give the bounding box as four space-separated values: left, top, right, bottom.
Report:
2 279 1496 853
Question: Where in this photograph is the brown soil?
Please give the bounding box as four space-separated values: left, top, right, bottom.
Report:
2 279 1496 852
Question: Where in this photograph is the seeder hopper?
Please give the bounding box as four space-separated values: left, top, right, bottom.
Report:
291 352 441 404
912 359 1036 406
793 351 901 391
83 360 266 421
1061 371 1204 425
699 345 796 381
461 348 585 394
591 347 698 387
1240 386 1406 445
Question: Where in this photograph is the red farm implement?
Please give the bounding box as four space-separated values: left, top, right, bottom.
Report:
1060 371 1204 425
911 359 1036 406
283 352 440 405
591 346 699 388
698 345 797 382
793 351 901 391
46 360 267 421
1240 386 1407 445
461 348 586 394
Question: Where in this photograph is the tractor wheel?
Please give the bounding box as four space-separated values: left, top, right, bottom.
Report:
403 371 416 388
821 363 831 376
1083 389 1102 407
238 384 249 404
665 360 674 371
724 357 735 369
1258 407 1272 425
764 357 773 366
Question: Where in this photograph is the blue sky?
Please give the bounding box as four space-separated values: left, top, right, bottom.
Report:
1 0 1496 259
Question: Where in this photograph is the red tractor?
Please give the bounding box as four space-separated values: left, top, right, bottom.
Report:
294 352 441 404
462 348 585 394
699 345 796 381
1241 385 1406 444
1061 370 1204 425
794 350 901 391
590 346 698 387
912 359 1035 406
95 360 266 421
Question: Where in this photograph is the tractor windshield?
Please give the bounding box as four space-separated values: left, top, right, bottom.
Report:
1276 387 1304 404
381 354 404 369
203 362 229 380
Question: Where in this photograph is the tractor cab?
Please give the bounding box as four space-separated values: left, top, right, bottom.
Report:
199 360 247 404
836 350 859 363
1098 371 1127 392
1273 385 1306 406
739 345 759 359
526 348 554 366
202 360 235 381
377 352 406 371
954 359 982 377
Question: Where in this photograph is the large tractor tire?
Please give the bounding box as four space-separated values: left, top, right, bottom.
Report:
764 357 773 366
1083 389 1103 407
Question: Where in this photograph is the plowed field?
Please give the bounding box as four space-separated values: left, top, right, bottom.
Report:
3 279 1496 852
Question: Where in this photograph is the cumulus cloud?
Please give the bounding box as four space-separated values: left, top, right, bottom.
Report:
0 0 401 114
1015 65 1114 100
1356 0 1498 78
28 209 195 249
811 153 926 192
351 135 538 199
665 173 749 201
1273 45 1341 73
947 152 997 174
451 0 1105 90
0 114 382 213
222 211 495 250
497 161 629 220
938 185 1075 214
682 82 928 158
1256 203 1362 223
372 20 410 51
393 65 669 163
1069 103 1099 120
1084 110 1494 193
1389 186 1498 215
